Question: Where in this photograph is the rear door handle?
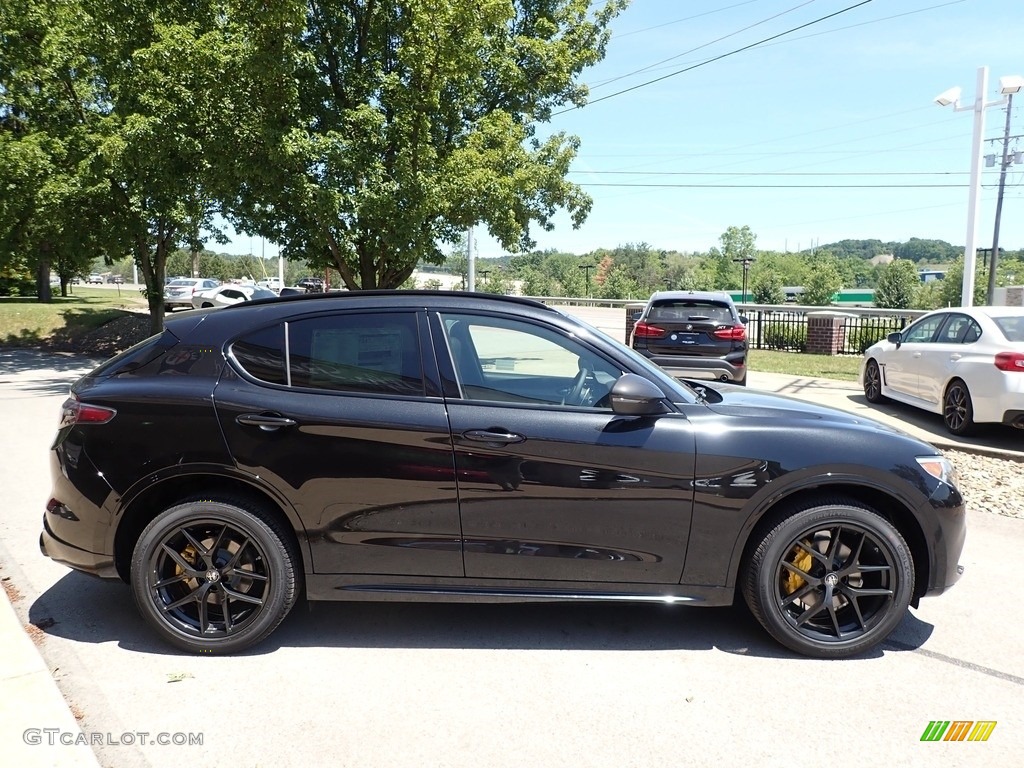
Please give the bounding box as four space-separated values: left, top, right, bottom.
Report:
949 353 962 361
236 413 298 431
462 429 526 445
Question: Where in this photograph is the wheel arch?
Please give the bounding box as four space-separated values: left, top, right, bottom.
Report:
731 482 930 602
113 472 307 583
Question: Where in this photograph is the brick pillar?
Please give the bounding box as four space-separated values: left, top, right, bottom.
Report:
625 303 646 344
806 312 849 355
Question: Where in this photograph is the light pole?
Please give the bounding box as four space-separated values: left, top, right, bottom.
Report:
579 264 593 298
733 257 755 305
934 68 1022 307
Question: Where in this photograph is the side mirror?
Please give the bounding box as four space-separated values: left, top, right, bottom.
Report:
739 314 749 325
610 374 669 416
887 331 902 348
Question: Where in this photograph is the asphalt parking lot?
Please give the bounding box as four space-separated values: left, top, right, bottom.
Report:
1 340 1023 768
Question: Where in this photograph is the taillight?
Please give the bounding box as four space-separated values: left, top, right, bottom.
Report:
633 321 667 339
995 351 1024 372
58 396 116 428
713 325 747 341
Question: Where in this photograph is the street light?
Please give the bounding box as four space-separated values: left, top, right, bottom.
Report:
579 264 594 298
934 67 1022 307
733 257 755 305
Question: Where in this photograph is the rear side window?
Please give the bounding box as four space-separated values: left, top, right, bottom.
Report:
231 313 424 395
649 301 734 324
232 325 287 384
288 313 423 396
993 316 1024 342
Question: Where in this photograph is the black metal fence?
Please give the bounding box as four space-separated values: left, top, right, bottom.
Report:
740 305 925 355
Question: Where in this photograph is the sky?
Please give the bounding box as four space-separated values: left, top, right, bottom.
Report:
218 0 1024 261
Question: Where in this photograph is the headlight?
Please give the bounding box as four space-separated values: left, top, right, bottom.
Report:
916 455 957 485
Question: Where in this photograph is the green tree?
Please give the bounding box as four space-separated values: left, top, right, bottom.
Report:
224 0 627 290
802 253 843 305
940 257 986 307
874 259 919 309
750 271 784 304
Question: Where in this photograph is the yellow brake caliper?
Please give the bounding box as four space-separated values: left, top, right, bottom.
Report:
784 542 814 595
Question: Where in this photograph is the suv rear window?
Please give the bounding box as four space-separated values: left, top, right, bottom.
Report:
649 301 734 324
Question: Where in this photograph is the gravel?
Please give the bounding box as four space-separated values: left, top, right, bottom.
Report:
945 449 1024 520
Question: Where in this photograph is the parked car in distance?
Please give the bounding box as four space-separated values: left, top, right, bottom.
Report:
191 283 278 310
163 278 220 312
630 290 748 385
861 305 1024 435
41 291 965 658
106 275 124 284
297 277 326 292
87 274 104 284
256 277 283 293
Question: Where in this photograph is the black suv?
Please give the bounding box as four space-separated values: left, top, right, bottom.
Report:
297 276 325 292
41 291 964 657
631 290 748 385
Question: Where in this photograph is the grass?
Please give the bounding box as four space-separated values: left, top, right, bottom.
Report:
2 290 863 381
749 349 861 382
0 287 148 348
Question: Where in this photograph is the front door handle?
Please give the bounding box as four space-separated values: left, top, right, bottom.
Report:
949 353 962 361
236 413 298 432
462 429 526 445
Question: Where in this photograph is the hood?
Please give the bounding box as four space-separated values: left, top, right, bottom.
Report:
698 385 907 435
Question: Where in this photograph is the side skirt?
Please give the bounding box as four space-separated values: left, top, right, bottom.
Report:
306 575 734 607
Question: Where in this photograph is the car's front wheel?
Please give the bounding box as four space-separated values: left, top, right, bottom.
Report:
742 499 913 658
943 379 975 435
863 359 886 403
130 497 301 654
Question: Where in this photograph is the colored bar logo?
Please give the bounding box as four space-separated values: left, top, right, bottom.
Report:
921 721 997 742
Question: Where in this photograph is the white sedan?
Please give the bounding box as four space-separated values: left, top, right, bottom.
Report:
190 283 278 310
860 305 1024 435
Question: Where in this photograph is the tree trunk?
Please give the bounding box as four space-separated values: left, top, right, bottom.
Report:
36 249 52 303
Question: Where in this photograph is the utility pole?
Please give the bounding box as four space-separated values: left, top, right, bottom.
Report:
467 227 475 291
987 92 1017 305
578 264 593 298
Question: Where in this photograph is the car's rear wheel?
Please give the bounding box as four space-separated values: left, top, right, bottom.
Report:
130 497 301 654
863 359 886 403
943 379 975 435
742 499 913 658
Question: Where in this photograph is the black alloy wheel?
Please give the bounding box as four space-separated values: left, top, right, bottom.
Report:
943 379 975 436
131 498 301 654
743 500 913 658
863 360 886 403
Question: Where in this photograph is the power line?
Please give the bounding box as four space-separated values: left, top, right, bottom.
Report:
555 0 875 115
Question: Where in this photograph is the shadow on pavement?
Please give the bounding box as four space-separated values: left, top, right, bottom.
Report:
31 571 930 661
0 349 102 398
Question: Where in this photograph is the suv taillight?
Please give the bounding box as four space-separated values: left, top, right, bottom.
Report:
995 351 1024 372
633 321 667 339
59 396 116 428
713 325 747 341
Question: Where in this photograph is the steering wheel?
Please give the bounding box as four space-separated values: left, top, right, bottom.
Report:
563 366 592 406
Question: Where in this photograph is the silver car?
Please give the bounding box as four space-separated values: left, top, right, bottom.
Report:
164 278 220 312
191 283 278 309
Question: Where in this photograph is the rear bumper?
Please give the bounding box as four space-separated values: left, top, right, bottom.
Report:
39 516 119 579
636 352 746 383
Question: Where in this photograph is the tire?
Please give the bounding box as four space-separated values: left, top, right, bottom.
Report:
943 379 975 436
130 497 302 654
742 499 914 658
863 359 886 403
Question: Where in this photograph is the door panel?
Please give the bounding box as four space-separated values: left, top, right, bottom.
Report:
216 311 463 577
448 404 696 584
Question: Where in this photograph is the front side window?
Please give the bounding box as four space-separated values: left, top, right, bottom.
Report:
440 313 621 408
